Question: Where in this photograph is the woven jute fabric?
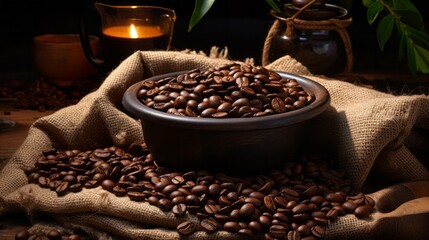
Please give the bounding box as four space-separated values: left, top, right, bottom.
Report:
0 51 428 239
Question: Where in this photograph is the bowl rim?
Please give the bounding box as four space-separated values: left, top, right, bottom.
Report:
122 71 330 131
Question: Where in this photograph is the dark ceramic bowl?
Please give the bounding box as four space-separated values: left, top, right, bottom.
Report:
122 71 330 174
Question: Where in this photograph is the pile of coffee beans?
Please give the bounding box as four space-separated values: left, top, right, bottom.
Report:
15 229 82 240
24 145 375 239
137 63 315 118
0 78 98 112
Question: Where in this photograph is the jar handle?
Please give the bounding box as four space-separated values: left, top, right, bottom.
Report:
79 2 104 68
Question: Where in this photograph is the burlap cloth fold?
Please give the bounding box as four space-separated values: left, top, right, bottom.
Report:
1 51 429 239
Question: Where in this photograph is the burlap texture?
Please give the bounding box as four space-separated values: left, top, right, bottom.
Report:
0 51 428 239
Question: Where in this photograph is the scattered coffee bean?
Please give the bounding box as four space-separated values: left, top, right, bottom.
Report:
200 218 220 232
354 205 373 219
177 221 196 235
24 144 376 238
14 229 83 240
15 229 31 240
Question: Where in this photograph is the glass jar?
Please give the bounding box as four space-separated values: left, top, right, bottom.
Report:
263 4 352 75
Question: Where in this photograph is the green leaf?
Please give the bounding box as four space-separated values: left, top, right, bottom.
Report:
377 14 394 51
188 0 216 32
392 0 420 14
367 1 384 25
406 26 429 50
392 0 423 29
265 0 281 13
398 30 406 60
414 45 429 73
395 10 424 30
406 36 417 75
362 0 374 8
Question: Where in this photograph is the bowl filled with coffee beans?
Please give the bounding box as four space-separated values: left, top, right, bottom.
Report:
122 63 330 173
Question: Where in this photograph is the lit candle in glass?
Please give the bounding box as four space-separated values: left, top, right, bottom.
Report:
80 3 176 70
101 24 169 69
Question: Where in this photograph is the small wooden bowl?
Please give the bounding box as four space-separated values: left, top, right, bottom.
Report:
33 34 99 86
122 71 331 174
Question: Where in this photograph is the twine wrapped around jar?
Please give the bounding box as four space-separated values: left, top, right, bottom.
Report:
262 7 353 73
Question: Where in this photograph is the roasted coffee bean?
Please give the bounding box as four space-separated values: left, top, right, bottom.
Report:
55 181 69 196
269 224 287 238
325 192 346 203
200 218 220 232
127 191 146 201
15 229 31 240
342 200 359 213
264 195 277 212
69 183 83 192
177 221 196 235
288 230 302 240
158 198 173 211
47 230 62 240
172 203 187 216
326 208 338 221
292 204 310 214
204 203 220 215
311 225 325 238
84 179 99 188
101 179 116 192
354 205 373 219
245 197 263 208
240 203 256 218
297 224 311 236
113 186 127 197
223 221 241 233
238 228 255 237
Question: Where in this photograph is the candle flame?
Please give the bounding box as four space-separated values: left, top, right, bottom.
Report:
129 24 138 38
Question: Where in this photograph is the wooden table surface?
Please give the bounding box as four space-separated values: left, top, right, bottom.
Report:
0 102 55 239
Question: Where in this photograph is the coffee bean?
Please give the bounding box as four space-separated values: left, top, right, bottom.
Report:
172 203 187 216
354 205 372 219
113 186 127 197
310 225 325 238
240 203 256 218
127 191 146 201
326 208 338 221
55 181 69 196
342 200 359 213
204 203 220 215
245 197 263 208
101 179 115 192
297 224 311 236
15 230 31 240
69 183 83 193
269 224 287 238
158 198 173 211
177 221 196 235
200 218 220 232
223 221 241 233
292 204 310 214
325 192 346 203
288 230 302 240
47 230 62 240
264 195 277 212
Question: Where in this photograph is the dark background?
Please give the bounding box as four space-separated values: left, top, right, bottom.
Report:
1 0 428 81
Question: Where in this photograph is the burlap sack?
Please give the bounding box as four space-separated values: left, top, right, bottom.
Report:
1 51 429 239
